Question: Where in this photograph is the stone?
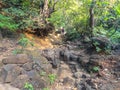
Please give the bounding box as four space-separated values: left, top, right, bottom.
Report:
6 66 25 82
69 54 78 61
63 50 71 61
99 83 116 90
0 64 25 83
78 56 89 66
0 64 17 82
2 54 31 64
33 55 52 73
42 49 54 61
11 74 29 89
73 72 82 79
23 62 33 71
52 59 61 68
31 76 47 89
63 77 75 86
81 74 90 78
42 49 61 68
0 83 20 90
77 81 96 90
89 55 104 66
26 70 39 79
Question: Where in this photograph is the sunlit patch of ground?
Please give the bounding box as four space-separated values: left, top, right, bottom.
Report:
24 33 54 50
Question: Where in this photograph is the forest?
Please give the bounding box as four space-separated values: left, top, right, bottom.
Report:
0 0 120 90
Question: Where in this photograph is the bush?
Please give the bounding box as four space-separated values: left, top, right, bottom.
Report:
65 27 81 41
0 14 18 31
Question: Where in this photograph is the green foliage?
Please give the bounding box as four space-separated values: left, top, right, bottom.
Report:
0 14 18 31
110 31 120 43
2 0 40 30
93 1 120 43
92 66 100 73
40 71 46 76
93 41 102 52
48 74 56 84
65 27 81 41
1 0 120 44
12 49 22 55
24 82 34 90
18 34 34 48
93 40 111 54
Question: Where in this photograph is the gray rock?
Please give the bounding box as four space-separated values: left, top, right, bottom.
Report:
99 83 116 90
63 50 71 61
5 66 22 83
0 83 20 90
52 59 61 68
63 77 75 86
11 74 29 89
78 56 89 66
69 54 78 61
2 54 31 64
42 49 61 68
31 76 47 89
89 55 105 66
73 72 82 79
26 70 39 79
23 62 33 71
33 55 52 73
0 64 17 82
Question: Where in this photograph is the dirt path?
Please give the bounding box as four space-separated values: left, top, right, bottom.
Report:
0 34 120 90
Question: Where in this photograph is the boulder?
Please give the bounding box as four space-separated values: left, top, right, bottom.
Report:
63 50 71 61
32 55 52 73
2 54 31 64
73 72 82 79
26 70 39 79
0 64 25 83
23 62 33 71
0 83 20 90
31 76 47 89
52 59 61 68
11 74 29 89
78 56 89 67
69 54 79 61
42 49 61 68
89 55 105 66
0 64 17 82
63 77 75 86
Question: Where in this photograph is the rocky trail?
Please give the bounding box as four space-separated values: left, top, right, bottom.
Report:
0 33 120 90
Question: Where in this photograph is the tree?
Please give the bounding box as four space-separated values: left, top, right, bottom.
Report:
89 0 96 33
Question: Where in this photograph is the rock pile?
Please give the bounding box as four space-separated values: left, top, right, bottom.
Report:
0 54 52 90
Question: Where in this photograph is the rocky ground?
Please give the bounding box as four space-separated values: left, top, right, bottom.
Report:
0 34 120 90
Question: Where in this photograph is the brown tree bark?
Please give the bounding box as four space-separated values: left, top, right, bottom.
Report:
89 0 96 36
43 0 49 18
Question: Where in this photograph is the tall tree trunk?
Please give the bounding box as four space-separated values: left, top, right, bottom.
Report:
43 0 49 19
0 30 3 47
89 0 96 37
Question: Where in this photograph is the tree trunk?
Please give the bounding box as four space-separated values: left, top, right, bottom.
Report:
89 0 96 37
43 0 49 18
0 30 2 40
0 30 3 47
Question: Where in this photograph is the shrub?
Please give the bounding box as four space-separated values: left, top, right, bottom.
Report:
65 27 81 41
0 14 18 31
48 74 56 84
24 82 34 90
